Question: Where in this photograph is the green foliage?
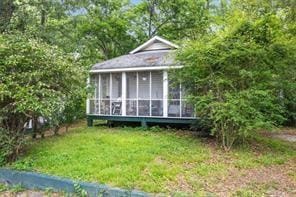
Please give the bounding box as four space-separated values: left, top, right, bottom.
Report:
0 33 85 162
0 183 25 193
133 0 211 40
0 128 26 165
74 183 88 197
75 0 137 61
175 13 296 150
10 123 295 194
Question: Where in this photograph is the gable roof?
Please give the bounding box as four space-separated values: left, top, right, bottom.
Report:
129 36 179 54
91 36 180 72
91 50 177 72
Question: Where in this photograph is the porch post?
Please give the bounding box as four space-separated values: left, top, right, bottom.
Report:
87 116 93 127
110 73 112 115
122 72 126 116
163 71 168 117
86 76 90 114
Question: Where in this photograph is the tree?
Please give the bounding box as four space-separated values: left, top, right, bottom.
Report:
75 0 137 62
132 0 211 40
175 14 296 150
0 33 85 163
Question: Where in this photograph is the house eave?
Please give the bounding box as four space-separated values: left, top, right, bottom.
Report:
89 65 183 73
129 36 179 54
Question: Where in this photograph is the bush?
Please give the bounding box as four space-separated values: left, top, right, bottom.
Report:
0 33 85 163
0 128 27 165
175 14 295 150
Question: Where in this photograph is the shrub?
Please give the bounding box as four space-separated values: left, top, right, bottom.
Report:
0 33 84 163
0 128 27 165
175 14 295 150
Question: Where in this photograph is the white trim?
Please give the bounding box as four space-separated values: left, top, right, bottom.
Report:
129 36 179 54
136 72 139 116
163 71 168 117
89 65 182 73
109 73 112 115
122 72 126 116
179 83 182 117
149 71 152 117
86 77 90 114
98 74 101 114
86 113 196 120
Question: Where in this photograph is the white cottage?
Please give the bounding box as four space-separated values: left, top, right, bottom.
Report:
87 36 195 127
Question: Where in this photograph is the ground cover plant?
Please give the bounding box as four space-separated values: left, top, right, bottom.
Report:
10 122 296 195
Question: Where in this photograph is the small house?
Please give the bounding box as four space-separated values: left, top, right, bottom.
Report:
87 36 195 127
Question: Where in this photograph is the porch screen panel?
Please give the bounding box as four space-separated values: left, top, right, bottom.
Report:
111 73 122 99
89 74 100 114
100 73 110 115
126 72 137 116
181 87 194 117
138 72 150 116
182 101 194 117
168 80 181 117
94 75 100 114
151 71 163 116
111 73 122 115
89 75 99 114
89 75 97 99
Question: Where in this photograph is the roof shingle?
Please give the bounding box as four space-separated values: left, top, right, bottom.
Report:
91 50 176 71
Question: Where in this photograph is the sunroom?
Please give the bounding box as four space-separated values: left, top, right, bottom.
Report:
87 36 195 126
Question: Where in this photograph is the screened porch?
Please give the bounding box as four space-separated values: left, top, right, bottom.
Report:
87 70 194 119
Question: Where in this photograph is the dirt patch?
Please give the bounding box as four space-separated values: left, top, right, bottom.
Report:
261 127 296 143
0 190 63 197
32 121 85 139
273 134 296 142
165 174 194 194
206 159 296 196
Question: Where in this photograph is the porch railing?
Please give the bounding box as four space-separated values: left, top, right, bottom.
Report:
88 99 194 118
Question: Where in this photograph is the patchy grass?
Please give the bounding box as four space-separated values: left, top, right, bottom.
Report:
0 183 26 193
9 122 296 195
0 183 64 196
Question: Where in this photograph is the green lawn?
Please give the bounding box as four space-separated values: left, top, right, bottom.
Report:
10 121 296 195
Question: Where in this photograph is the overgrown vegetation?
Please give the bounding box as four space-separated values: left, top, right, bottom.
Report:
0 34 85 164
175 5 296 150
10 122 296 194
0 0 295 165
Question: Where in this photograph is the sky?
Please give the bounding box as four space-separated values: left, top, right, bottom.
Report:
131 0 142 4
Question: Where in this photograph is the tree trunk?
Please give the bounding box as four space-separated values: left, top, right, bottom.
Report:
148 0 156 38
32 116 38 139
53 125 60 135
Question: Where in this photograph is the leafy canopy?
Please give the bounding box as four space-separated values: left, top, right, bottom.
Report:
0 33 84 162
175 14 296 150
